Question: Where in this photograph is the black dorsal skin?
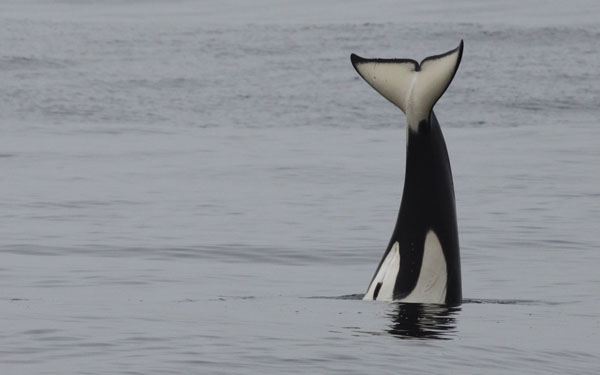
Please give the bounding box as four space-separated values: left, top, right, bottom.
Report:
373 111 462 305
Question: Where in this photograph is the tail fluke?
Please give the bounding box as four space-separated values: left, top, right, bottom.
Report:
351 41 463 130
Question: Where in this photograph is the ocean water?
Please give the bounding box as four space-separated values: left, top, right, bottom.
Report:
1 1 600 374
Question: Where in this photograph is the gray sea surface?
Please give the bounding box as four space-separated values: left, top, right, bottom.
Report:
1 1 600 374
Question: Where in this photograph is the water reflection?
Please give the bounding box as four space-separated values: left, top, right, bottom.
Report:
387 303 461 340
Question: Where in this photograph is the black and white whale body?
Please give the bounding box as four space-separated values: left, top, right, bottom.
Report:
351 41 463 305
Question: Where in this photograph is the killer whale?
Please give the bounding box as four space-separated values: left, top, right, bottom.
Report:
351 41 463 305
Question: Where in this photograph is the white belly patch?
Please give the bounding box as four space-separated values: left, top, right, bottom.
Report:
363 241 400 301
364 230 447 303
400 230 447 304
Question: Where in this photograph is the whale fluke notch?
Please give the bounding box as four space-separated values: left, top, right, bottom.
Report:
351 41 463 131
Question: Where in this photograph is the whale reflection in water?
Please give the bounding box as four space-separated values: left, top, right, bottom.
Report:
387 303 461 340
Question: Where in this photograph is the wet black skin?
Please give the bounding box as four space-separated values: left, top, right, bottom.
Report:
370 111 462 305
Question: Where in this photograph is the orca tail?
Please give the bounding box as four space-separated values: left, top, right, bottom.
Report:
351 41 463 130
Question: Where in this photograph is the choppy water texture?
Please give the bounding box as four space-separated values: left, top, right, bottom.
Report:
1 1 600 374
